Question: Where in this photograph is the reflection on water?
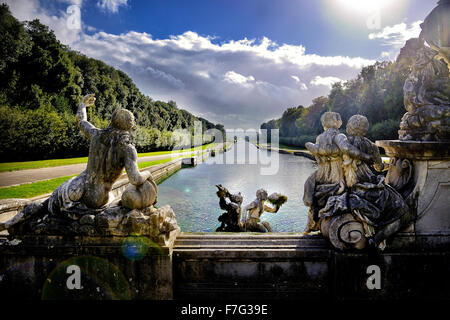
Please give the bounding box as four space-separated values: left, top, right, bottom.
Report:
157 141 316 232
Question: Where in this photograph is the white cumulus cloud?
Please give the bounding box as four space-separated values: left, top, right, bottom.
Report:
310 76 343 88
97 0 127 13
2 0 376 129
369 20 422 46
224 71 255 87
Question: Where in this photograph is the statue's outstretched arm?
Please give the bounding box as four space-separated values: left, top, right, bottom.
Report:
263 204 278 213
334 133 372 163
124 144 153 186
76 94 98 140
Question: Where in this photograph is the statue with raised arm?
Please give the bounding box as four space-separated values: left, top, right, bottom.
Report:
241 189 287 232
215 184 244 232
0 94 177 239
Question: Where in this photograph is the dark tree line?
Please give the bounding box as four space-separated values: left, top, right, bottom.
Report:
261 59 411 147
0 4 224 161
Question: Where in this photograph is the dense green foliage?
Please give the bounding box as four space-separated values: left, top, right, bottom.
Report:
261 60 410 147
0 5 224 161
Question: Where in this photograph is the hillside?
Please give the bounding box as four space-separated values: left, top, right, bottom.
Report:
0 4 224 161
261 54 413 147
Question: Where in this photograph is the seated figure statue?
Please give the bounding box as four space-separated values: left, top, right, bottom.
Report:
342 115 412 249
241 189 279 232
303 112 373 234
0 94 157 233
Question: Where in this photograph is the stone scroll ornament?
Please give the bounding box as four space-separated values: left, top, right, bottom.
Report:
0 94 180 245
397 0 450 142
303 113 412 251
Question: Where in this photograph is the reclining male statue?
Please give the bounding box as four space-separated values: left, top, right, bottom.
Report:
0 94 157 232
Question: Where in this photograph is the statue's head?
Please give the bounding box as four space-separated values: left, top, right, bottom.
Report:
320 112 342 130
229 192 243 206
111 109 136 132
256 188 268 201
346 115 369 137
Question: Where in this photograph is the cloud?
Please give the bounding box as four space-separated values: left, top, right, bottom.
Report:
368 20 422 46
2 0 83 45
2 0 376 129
97 0 128 13
291 75 308 90
310 76 343 88
223 71 255 88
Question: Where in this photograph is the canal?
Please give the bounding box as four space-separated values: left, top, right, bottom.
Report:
157 141 316 232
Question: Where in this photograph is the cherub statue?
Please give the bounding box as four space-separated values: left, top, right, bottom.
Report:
343 115 412 249
0 94 157 233
215 184 244 232
241 189 287 232
303 112 374 234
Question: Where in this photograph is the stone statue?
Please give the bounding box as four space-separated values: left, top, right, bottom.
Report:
420 0 450 70
241 189 287 232
375 1 450 251
0 94 178 243
215 184 244 232
342 115 412 249
397 0 450 142
303 113 412 251
303 112 373 234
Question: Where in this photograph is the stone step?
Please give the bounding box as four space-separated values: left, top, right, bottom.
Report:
174 233 328 250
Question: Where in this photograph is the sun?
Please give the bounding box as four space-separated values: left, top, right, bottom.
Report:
336 0 391 14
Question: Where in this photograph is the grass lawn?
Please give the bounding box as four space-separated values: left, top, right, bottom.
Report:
0 143 218 173
0 175 77 199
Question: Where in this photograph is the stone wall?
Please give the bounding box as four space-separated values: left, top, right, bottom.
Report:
1 233 448 300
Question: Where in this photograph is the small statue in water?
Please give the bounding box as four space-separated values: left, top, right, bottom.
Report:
241 189 287 232
215 184 244 232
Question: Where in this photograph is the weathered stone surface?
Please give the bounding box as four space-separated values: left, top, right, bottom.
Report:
377 140 450 238
172 233 450 300
0 93 180 242
121 179 157 210
0 235 175 300
79 214 95 225
304 114 411 251
93 205 180 247
395 1 450 142
376 140 450 160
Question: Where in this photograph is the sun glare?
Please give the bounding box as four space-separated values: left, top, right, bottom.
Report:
336 0 392 13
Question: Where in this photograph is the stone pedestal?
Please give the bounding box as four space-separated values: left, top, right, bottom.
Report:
376 140 450 243
0 234 178 300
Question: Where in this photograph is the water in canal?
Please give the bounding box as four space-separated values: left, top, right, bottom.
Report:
156 141 316 232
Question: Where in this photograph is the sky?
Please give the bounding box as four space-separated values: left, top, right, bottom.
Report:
1 0 438 129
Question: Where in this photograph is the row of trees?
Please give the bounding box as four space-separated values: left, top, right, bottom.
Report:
0 4 224 161
261 59 411 147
